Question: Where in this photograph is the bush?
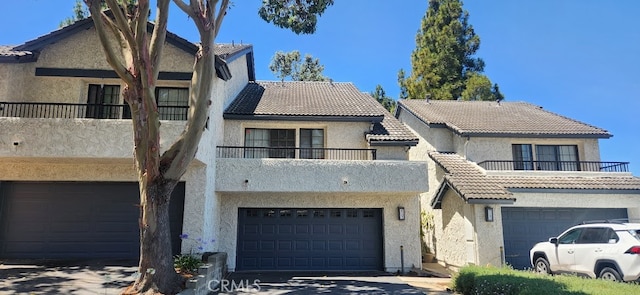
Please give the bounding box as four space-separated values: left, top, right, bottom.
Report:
174 254 203 274
453 265 640 295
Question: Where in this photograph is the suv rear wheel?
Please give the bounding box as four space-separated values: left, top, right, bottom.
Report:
599 267 622 281
534 257 551 274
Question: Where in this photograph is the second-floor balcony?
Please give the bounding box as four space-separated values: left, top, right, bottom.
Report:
478 160 630 173
217 146 377 161
0 101 188 120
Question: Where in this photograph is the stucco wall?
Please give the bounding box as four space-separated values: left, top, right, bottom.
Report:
0 63 31 101
374 146 409 160
506 191 640 208
435 188 469 269
473 204 504 267
218 192 421 272
0 118 186 159
397 110 453 153
216 158 428 193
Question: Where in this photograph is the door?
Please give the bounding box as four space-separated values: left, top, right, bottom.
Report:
502 207 627 269
237 208 383 271
0 182 185 259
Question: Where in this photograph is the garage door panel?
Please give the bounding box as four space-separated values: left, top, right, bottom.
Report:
237 208 383 271
502 207 627 270
0 182 185 259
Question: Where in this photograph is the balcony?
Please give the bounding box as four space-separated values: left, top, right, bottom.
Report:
216 146 376 161
477 160 629 172
0 102 188 120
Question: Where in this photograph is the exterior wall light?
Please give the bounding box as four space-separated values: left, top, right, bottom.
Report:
398 206 405 221
485 206 494 222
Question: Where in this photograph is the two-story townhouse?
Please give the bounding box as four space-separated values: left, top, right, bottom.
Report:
0 19 430 273
216 81 428 272
0 18 253 260
396 100 640 270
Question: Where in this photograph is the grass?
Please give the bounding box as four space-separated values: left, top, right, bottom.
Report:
452 265 640 295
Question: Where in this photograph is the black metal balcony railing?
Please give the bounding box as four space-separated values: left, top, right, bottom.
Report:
0 102 188 120
477 160 630 172
216 146 377 160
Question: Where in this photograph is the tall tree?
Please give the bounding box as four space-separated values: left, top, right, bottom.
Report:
83 0 333 293
60 0 89 27
399 0 502 101
370 84 397 113
269 50 328 81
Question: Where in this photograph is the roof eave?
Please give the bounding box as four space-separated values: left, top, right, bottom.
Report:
457 132 612 139
467 198 516 205
223 114 385 123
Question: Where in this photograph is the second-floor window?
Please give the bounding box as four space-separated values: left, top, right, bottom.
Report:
86 84 120 119
512 144 579 171
244 128 325 159
156 87 189 120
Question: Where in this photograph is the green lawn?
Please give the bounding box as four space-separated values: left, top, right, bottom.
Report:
453 265 640 295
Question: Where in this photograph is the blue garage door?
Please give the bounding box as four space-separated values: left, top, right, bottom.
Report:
0 182 185 259
502 207 628 269
237 208 383 271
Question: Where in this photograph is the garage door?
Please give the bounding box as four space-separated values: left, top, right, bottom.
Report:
502 207 627 269
237 208 383 271
0 182 185 259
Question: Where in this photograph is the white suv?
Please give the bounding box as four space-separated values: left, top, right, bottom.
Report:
529 222 640 282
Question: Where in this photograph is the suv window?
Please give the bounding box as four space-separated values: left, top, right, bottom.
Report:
577 227 611 244
559 228 582 244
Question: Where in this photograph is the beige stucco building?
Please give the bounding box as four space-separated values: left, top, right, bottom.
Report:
0 18 428 273
396 99 640 271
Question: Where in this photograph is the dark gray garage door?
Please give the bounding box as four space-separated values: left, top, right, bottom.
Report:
502 207 627 269
237 208 383 271
0 182 185 259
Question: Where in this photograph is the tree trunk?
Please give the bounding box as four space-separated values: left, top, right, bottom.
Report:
130 180 183 294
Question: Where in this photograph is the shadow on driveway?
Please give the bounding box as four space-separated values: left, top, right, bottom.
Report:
0 259 137 295
219 271 425 294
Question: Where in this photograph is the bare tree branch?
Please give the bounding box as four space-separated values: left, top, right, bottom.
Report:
85 0 134 84
104 0 137 53
214 0 229 36
150 0 170 81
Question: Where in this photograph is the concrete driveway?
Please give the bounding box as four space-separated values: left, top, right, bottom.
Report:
0 259 137 295
218 271 450 294
1 260 453 295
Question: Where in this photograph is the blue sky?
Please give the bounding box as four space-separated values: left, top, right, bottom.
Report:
1 1 638 174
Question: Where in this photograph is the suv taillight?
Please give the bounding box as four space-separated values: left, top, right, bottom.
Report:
625 246 640 254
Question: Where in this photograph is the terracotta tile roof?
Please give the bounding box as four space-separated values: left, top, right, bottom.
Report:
225 81 386 118
495 176 640 190
429 151 640 207
399 100 611 138
213 44 252 59
225 81 418 144
429 152 513 201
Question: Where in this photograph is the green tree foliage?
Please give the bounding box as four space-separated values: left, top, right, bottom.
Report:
60 0 89 27
259 0 334 34
399 0 503 101
269 50 328 81
370 84 397 113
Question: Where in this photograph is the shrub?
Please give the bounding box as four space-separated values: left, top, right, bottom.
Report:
453 265 640 295
174 254 203 274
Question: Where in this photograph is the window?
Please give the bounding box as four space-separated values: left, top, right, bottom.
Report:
244 128 296 158
86 84 121 119
300 129 325 159
536 145 579 171
156 87 189 120
512 144 533 170
577 228 610 244
559 228 582 244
